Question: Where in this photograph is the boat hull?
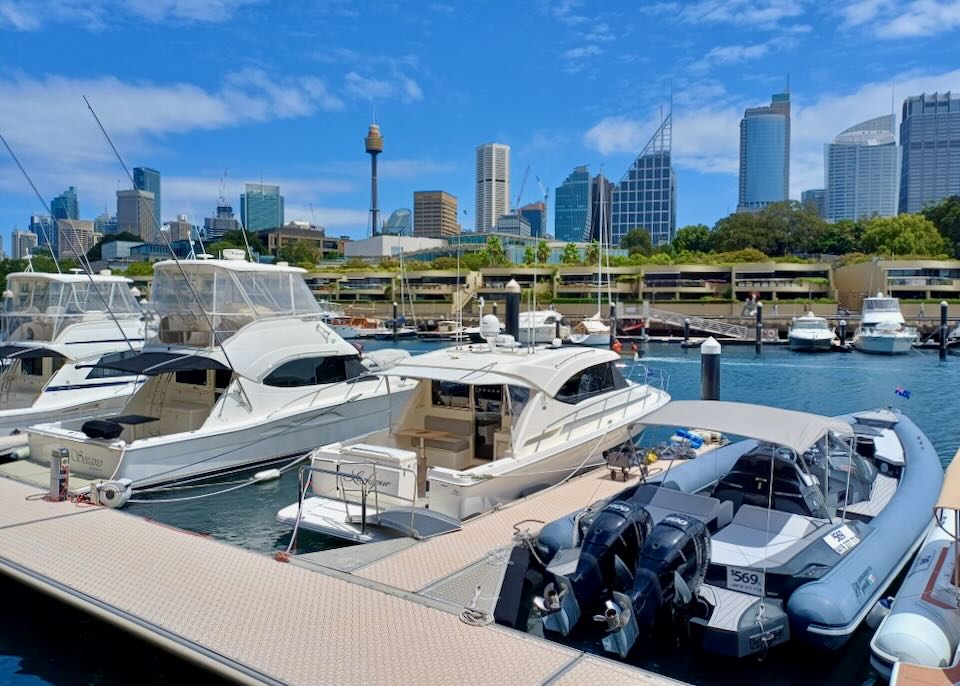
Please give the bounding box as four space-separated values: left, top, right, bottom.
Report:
0 381 142 436
788 334 834 352
568 333 610 346
853 334 915 354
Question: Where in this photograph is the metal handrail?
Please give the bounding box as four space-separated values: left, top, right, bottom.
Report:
646 306 749 339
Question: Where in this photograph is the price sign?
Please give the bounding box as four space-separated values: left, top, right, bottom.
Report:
727 566 765 596
823 525 860 555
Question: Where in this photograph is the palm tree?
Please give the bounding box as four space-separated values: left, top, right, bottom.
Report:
536 239 550 264
522 246 536 266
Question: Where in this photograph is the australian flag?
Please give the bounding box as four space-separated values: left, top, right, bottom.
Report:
895 386 912 399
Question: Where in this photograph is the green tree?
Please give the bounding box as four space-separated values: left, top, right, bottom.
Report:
561 242 581 264
522 246 536 266
277 240 319 266
431 256 458 270
85 231 142 261
124 261 154 276
923 195 960 257
462 251 488 271
672 224 711 253
619 228 653 256
585 240 600 265
816 219 862 255
482 235 508 266
861 215 946 256
536 239 550 264
756 201 826 255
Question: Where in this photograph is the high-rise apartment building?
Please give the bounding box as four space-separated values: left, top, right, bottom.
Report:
133 167 161 230
29 214 53 251
825 115 898 222
240 183 284 232
94 211 119 236
801 189 826 218
413 191 459 238
166 214 194 242
203 203 240 241
51 186 79 221
475 143 510 231
589 173 612 243
116 189 156 240
611 114 677 246
518 201 546 238
56 219 95 260
12 229 38 259
738 92 790 212
554 166 592 242
900 92 960 214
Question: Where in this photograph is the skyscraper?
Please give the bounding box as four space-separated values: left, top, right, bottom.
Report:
738 91 790 212
825 115 898 222
383 208 412 236
475 143 510 231
589 173 612 243
240 183 284 232
56 219 94 260
29 214 53 251
167 214 194 242
116 189 156 240
413 191 459 238
518 201 546 238
51 186 78 221
365 123 383 236
611 114 677 246
554 166 592 242
204 203 240 241
12 229 38 259
133 167 161 229
900 92 960 214
94 211 118 236
800 189 826 218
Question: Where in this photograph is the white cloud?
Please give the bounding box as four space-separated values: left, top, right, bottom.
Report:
562 45 602 60
344 71 423 103
837 0 960 37
690 36 797 74
0 0 261 31
646 0 808 29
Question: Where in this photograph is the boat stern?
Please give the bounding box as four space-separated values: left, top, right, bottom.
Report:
27 424 124 482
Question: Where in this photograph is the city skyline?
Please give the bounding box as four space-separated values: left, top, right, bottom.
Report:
2 2 960 253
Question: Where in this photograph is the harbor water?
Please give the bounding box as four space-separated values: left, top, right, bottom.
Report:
1 340 957 685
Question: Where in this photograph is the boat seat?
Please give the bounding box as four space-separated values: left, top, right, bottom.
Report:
710 505 823 568
629 484 733 532
422 416 472 452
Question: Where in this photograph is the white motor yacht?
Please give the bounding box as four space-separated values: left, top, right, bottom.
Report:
28 253 416 489
518 309 570 345
788 312 835 352
568 312 611 346
317 302 357 339
0 271 146 436
276 320 670 543
852 294 917 354
417 320 467 341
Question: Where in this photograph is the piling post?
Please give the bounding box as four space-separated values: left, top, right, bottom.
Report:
609 302 617 350
839 319 847 347
505 279 521 340
392 301 398 342
555 317 561 341
701 337 721 400
941 301 949 361
492 301 498 317
755 301 763 354
683 318 690 344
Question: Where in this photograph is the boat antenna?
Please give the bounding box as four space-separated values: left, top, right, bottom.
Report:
83 95 243 378
456 229 462 350
0 131 139 353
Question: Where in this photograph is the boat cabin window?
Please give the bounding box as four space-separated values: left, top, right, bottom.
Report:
176 369 208 386
86 350 140 379
555 361 627 404
432 380 470 408
20 357 43 376
507 385 530 420
863 298 899 312
263 355 365 387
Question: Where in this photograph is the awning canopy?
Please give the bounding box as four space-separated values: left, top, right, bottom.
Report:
0 344 65 360
380 362 538 391
638 400 855 455
937 457 960 511
88 351 230 376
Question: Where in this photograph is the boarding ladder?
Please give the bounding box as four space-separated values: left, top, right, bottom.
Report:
646 307 749 339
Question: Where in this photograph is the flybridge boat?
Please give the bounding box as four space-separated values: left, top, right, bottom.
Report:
276 316 671 543
28 253 416 490
569 313 611 346
852 293 917 354
0 271 146 437
788 312 835 352
317 302 358 340
510 402 940 661
518 309 571 345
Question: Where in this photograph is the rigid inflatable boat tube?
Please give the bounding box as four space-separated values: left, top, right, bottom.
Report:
787 411 944 650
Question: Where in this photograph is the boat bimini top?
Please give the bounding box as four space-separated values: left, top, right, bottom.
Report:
639 400 855 455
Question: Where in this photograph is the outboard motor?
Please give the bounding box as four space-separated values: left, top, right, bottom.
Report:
534 499 652 636
597 513 711 658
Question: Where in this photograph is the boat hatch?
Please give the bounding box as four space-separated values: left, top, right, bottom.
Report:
0 345 66 360
86 351 230 375
375 507 462 539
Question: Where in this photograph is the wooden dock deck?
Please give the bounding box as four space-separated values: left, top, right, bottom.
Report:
0 466 682 685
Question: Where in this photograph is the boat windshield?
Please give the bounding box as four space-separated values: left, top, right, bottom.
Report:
2 276 140 342
793 319 828 330
152 264 320 347
863 298 900 312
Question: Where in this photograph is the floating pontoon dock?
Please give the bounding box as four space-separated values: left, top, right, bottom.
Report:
0 465 682 685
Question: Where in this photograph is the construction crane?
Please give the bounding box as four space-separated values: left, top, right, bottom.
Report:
513 165 530 210
217 168 228 206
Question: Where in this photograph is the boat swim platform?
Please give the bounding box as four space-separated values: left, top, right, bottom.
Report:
0 473 683 686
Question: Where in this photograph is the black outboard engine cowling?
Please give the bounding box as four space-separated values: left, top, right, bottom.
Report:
534 499 652 636
596 513 711 659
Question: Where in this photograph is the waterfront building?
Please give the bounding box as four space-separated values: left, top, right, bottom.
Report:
590 173 612 243
413 191 460 238
554 165 591 242
240 183 284 232
383 208 412 236
518 201 546 238
117 189 156 241
738 92 790 212
56 219 94 260
204 203 240 241
11 229 38 258
101 241 144 261
133 167 161 230
801 189 826 218
494 213 531 236
825 115 898 222
835 258 960 310
257 223 342 260
611 113 676 246
899 92 960 213
475 143 510 232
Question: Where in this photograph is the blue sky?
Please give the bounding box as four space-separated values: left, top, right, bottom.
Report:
1 0 959 253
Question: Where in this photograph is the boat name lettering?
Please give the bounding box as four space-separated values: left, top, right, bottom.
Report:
607 502 631 514
70 450 103 469
726 566 765 597
348 469 392 489
852 567 876 601
823 525 860 555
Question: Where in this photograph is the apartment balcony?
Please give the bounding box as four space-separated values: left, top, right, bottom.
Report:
887 277 960 289
556 281 636 299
